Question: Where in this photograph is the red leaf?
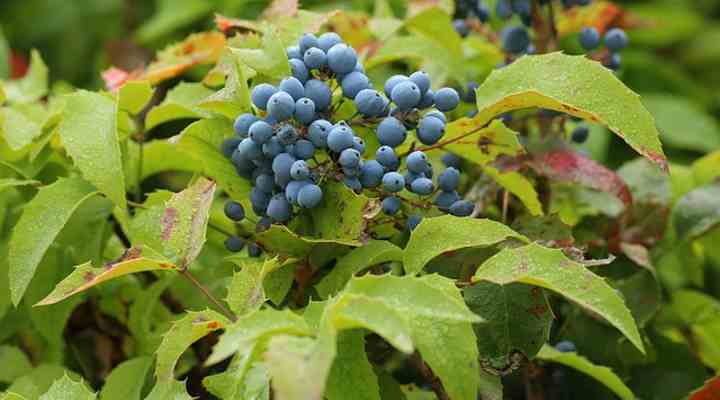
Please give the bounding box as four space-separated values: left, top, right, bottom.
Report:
10 50 29 79
690 376 720 400
530 149 633 206
101 67 131 92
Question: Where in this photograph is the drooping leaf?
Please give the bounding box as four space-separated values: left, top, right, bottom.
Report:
536 345 634 400
473 53 667 170
155 310 229 381
145 82 214 130
9 178 98 305
403 215 527 275
0 345 32 383
59 90 127 209
2 50 48 104
315 240 403 298
464 282 552 368
99 357 153 400
38 375 96 400
472 243 644 353
35 246 175 306
672 182 720 240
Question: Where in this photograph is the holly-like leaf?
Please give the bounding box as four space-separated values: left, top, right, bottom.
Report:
145 82 214 130
59 90 127 209
9 178 98 305
39 375 96 400
472 243 645 353
230 26 290 79
464 282 552 368
99 357 153 400
159 177 216 268
403 215 528 275
172 118 252 200
530 149 633 207
155 310 229 381
473 53 667 170
35 247 175 306
315 240 403 298
536 345 634 400
672 182 720 240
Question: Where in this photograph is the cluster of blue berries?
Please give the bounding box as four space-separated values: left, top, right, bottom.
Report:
579 26 628 71
220 32 475 251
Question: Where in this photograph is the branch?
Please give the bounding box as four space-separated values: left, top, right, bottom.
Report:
410 352 450 400
180 269 237 322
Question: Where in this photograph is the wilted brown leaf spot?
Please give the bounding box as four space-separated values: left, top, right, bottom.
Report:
161 207 179 241
83 271 96 282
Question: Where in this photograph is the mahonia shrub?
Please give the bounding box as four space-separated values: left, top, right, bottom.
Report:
1 0 719 399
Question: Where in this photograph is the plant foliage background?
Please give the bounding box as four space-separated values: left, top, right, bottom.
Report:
1 0 720 399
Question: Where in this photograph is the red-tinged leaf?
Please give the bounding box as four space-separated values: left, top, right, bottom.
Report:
690 376 720 400
102 67 134 92
215 14 260 33
531 149 633 207
261 0 299 20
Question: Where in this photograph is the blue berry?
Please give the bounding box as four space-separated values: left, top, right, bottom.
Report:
298 184 323 208
287 46 302 60
453 19 470 37
304 79 332 111
434 190 460 210
343 176 362 191
377 117 407 147
250 187 271 215
308 119 332 148
438 167 460 191
449 200 474 216
426 110 446 123
406 215 422 231
248 243 262 257
290 59 309 83
501 26 530 54
406 151 428 174
352 136 366 154
277 124 299 145
221 137 242 158
360 160 384 188
267 194 291 223
496 0 513 19
299 33 319 54
225 236 245 252
418 89 435 109
234 113 260 137
339 148 361 168
293 139 315 160
512 0 531 17
327 124 355 153
555 341 577 353
382 172 405 192
417 115 445 145
355 89 387 117
251 84 277 110
571 125 590 143
224 201 245 221
304 47 327 69
248 120 274 144
318 32 342 52
237 138 263 160
409 71 431 94
382 196 401 215
579 27 600 50
285 179 310 205
604 28 628 51
376 146 399 170
272 152 297 183
410 177 434 195
342 165 360 177
255 174 275 193
294 97 316 125
290 160 310 180
384 75 408 98
434 88 460 112
267 91 295 121
341 71 371 99
391 81 421 110
607 52 622 70
327 43 358 74
464 82 479 103
256 216 271 232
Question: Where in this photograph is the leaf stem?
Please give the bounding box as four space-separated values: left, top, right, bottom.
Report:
398 120 491 157
180 269 237 322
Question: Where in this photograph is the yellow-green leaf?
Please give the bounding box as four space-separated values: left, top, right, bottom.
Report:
39 375 95 400
118 80 153 115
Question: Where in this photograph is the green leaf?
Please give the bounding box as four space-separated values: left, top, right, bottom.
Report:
664 290 720 370
536 345 634 400
226 257 293 316
39 375 95 400
230 26 290 79
0 178 39 194
144 380 192 400
692 150 720 187
0 106 43 150
118 80 153 115
199 53 252 118
255 225 358 258
464 282 552 368
128 276 175 354
159 177 216 268
2 50 48 104
325 331 381 400
672 182 720 240
404 7 462 60
203 341 264 399
403 215 527 275
99 357 153 400
473 53 667 170
1 393 28 400
135 0 213 43
155 310 229 381
309 181 371 242
35 246 175 306
59 90 127 209
6 365 76 400
145 82 213 130
642 94 720 153
472 243 645 353
266 335 326 399
483 167 543 216
315 240 403 298
9 178 98 305
0 345 32 383
173 119 252 200
441 119 524 166
0 27 9 80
